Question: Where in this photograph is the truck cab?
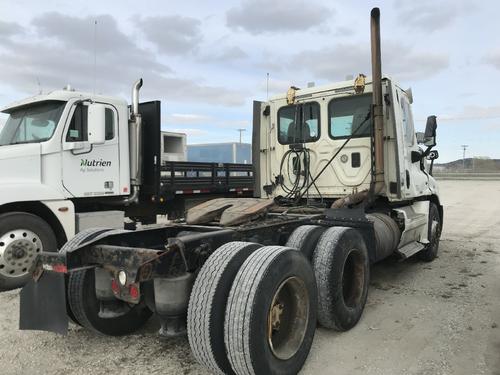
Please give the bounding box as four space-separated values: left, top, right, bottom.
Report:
0 89 131 204
254 76 439 204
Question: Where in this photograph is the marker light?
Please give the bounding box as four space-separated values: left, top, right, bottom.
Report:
118 270 127 286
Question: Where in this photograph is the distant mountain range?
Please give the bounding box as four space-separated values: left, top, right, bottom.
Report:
435 158 500 172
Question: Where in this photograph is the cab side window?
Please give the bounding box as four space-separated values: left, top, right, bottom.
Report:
66 104 88 142
105 108 114 140
66 105 115 142
401 97 415 146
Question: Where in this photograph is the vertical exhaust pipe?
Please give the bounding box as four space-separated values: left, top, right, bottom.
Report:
370 8 385 193
126 78 144 204
132 78 143 117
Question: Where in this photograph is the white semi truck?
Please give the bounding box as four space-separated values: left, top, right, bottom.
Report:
18 8 442 375
0 82 252 291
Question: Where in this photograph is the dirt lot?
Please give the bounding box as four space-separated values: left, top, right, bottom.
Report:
0 180 499 375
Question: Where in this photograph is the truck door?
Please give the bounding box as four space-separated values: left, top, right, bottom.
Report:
395 90 429 198
61 102 120 197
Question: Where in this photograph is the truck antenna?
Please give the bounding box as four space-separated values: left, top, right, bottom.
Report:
36 77 42 94
266 72 269 100
93 19 97 95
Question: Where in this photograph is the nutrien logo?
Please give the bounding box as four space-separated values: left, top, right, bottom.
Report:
80 159 112 167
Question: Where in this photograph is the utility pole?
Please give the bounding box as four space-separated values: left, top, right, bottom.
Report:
461 145 468 171
237 128 246 144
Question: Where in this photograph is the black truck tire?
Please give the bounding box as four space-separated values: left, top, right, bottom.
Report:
66 228 152 336
60 228 112 325
225 246 317 375
187 241 262 374
0 212 57 292
313 227 369 331
68 269 152 336
286 225 325 259
417 203 442 262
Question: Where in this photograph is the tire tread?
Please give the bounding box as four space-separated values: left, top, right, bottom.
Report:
187 241 260 374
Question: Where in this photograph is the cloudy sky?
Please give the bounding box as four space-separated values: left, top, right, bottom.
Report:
0 0 499 162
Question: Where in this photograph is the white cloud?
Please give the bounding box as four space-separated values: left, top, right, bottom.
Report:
290 41 449 82
203 46 248 62
394 0 459 32
0 13 246 106
165 113 212 124
137 15 202 55
226 0 332 34
439 104 500 122
483 51 500 70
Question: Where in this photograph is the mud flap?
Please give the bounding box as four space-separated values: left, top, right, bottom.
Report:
19 271 68 335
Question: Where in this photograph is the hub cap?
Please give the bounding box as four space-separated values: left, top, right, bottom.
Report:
0 229 42 278
267 276 309 360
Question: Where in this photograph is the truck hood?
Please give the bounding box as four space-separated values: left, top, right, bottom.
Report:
0 143 65 205
0 143 42 183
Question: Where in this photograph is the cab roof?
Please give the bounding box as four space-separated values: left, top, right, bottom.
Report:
1 89 128 113
268 75 396 102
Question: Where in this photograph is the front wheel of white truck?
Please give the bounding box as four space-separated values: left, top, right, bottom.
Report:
0 212 58 292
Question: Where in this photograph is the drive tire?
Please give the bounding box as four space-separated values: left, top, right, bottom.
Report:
225 246 317 375
0 212 57 292
68 269 152 336
67 228 152 336
313 227 369 331
60 228 111 325
187 241 262 374
417 203 442 262
286 225 325 259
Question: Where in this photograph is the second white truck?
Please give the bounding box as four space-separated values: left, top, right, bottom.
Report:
0 82 252 291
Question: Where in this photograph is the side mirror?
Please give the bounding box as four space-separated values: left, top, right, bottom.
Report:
423 115 437 147
87 104 106 144
416 131 425 144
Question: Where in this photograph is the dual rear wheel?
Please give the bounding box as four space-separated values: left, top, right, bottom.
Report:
188 242 317 375
187 226 371 374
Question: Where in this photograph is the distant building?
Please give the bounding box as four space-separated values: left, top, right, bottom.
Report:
187 142 252 164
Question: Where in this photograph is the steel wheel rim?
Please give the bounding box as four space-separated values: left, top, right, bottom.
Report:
342 249 365 308
267 276 309 360
0 229 42 278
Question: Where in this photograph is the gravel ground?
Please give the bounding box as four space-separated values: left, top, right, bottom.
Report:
0 180 499 375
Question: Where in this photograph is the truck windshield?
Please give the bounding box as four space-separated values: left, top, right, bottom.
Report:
0 101 66 146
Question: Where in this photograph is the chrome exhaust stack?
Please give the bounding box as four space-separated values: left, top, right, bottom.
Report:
128 79 143 201
119 78 143 205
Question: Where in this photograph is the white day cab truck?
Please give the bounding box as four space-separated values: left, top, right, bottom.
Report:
18 8 442 375
0 80 252 291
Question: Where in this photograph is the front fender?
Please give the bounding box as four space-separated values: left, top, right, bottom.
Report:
0 183 65 206
0 184 75 243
